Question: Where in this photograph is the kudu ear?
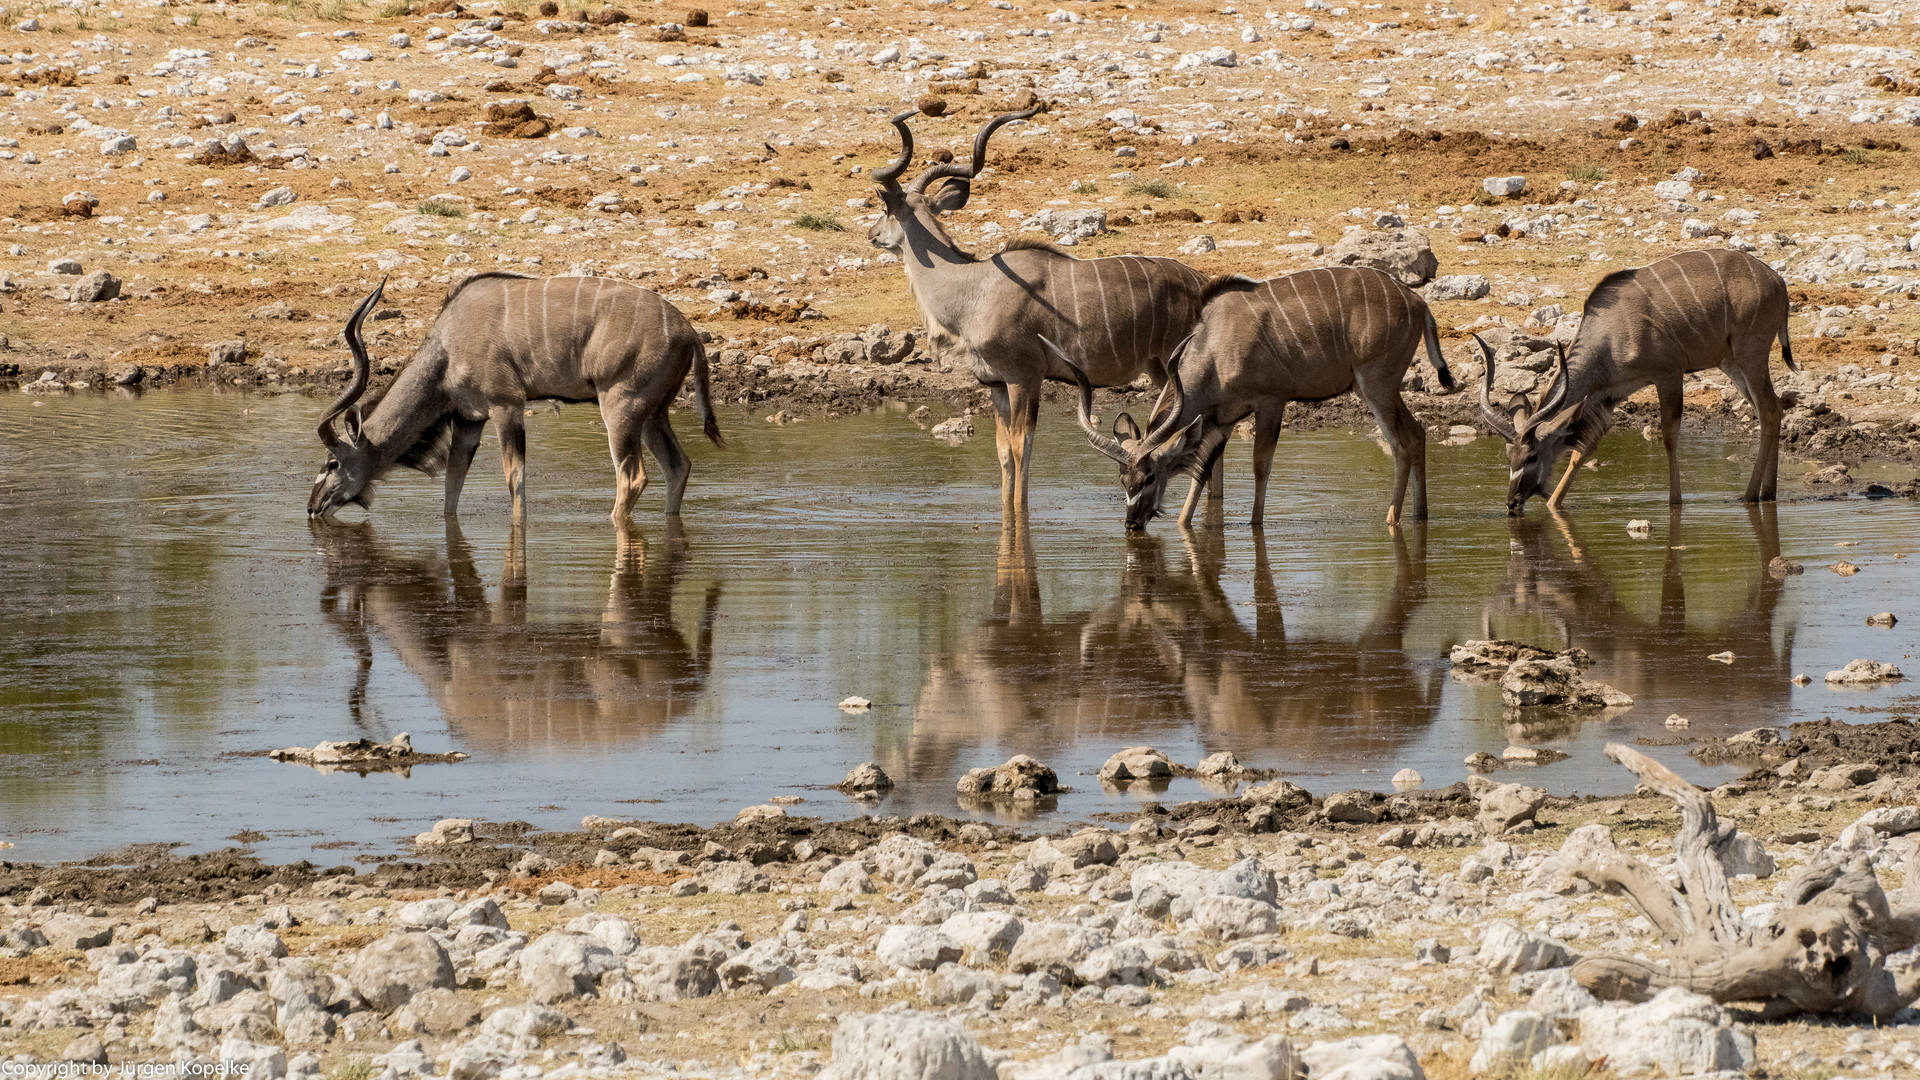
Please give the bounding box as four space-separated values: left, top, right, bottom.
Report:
343 404 365 448
927 177 971 214
1162 417 1208 469
1114 412 1143 444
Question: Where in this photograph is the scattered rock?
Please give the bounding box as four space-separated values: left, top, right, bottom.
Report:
71 271 121 303
350 932 456 1014
1477 920 1572 975
1825 658 1902 685
1577 988 1756 1076
272 733 466 774
1500 656 1631 709
955 754 1059 801
819 1010 994 1080
1472 778 1546 835
834 762 892 796
1099 746 1174 782
1328 227 1438 287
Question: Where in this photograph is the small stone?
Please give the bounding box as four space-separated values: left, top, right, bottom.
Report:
1626 518 1651 538
1708 651 1735 664
1831 561 1860 576
1482 175 1527 197
1178 234 1217 256
1825 658 1902 684
834 762 892 795
1391 768 1423 787
256 185 297 209
1427 274 1490 302
1767 556 1804 578
1664 714 1691 728
1098 746 1173 782
1791 673 1812 686
71 271 121 303
1866 612 1898 627
838 695 872 711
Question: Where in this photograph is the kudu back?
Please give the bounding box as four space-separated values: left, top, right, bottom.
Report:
308 273 722 525
1047 266 1455 529
864 102 1211 518
1479 247 1793 513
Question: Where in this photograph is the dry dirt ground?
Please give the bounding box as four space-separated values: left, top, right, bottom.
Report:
2 0 1919 476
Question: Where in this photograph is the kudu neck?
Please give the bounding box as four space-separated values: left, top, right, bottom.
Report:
360 348 453 469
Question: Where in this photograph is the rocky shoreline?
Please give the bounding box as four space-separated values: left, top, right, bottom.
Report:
5 718 1919 1078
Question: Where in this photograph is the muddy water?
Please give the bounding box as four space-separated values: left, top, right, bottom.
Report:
2 388 1916 863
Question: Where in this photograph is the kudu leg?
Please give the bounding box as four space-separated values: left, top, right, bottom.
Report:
1655 378 1684 505
1249 406 1284 530
604 411 649 523
1357 375 1422 523
492 404 528 526
1730 364 1784 502
1546 450 1583 510
1002 380 1042 515
1207 455 1224 505
640 412 692 516
443 418 486 517
989 383 1017 518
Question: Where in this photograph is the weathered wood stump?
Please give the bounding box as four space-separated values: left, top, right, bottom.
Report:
1570 743 1920 1019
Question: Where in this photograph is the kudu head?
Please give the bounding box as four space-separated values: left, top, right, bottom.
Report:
1475 333 1578 515
1042 335 1206 532
866 101 1041 255
308 279 386 521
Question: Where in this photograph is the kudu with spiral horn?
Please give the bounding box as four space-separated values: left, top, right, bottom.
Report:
865 100 1212 520
1477 248 1794 515
308 272 722 525
1049 265 1455 530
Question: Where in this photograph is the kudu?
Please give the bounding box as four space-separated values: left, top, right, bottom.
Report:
865 104 1212 518
1479 248 1793 514
309 273 722 526
1046 266 1455 530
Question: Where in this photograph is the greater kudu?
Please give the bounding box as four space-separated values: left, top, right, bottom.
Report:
1479 248 1793 514
1047 266 1455 529
309 273 722 525
865 104 1212 518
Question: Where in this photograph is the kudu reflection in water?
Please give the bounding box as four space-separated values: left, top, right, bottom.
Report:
1486 505 1793 737
909 525 1443 789
314 523 719 749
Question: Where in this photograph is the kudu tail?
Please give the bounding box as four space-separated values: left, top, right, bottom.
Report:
1422 307 1456 391
692 338 725 448
1777 316 1798 373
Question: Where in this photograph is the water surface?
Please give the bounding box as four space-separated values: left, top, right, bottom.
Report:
2 388 1915 863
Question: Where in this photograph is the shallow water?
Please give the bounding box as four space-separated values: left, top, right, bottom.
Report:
2 387 1916 864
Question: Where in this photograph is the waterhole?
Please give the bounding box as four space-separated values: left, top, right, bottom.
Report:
2 388 1914 861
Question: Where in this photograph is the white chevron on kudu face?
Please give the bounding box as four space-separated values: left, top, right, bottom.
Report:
1047 265 1456 530
308 273 723 527
1477 247 1794 513
864 104 1213 520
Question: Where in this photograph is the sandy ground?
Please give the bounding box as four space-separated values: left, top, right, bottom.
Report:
1 0 1918 487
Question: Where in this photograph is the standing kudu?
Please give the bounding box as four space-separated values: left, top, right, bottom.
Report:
1480 248 1794 514
309 273 722 525
865 103 1212 519
1046 266 1455 529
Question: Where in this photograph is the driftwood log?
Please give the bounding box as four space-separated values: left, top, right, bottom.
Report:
1570 743 1920 1020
